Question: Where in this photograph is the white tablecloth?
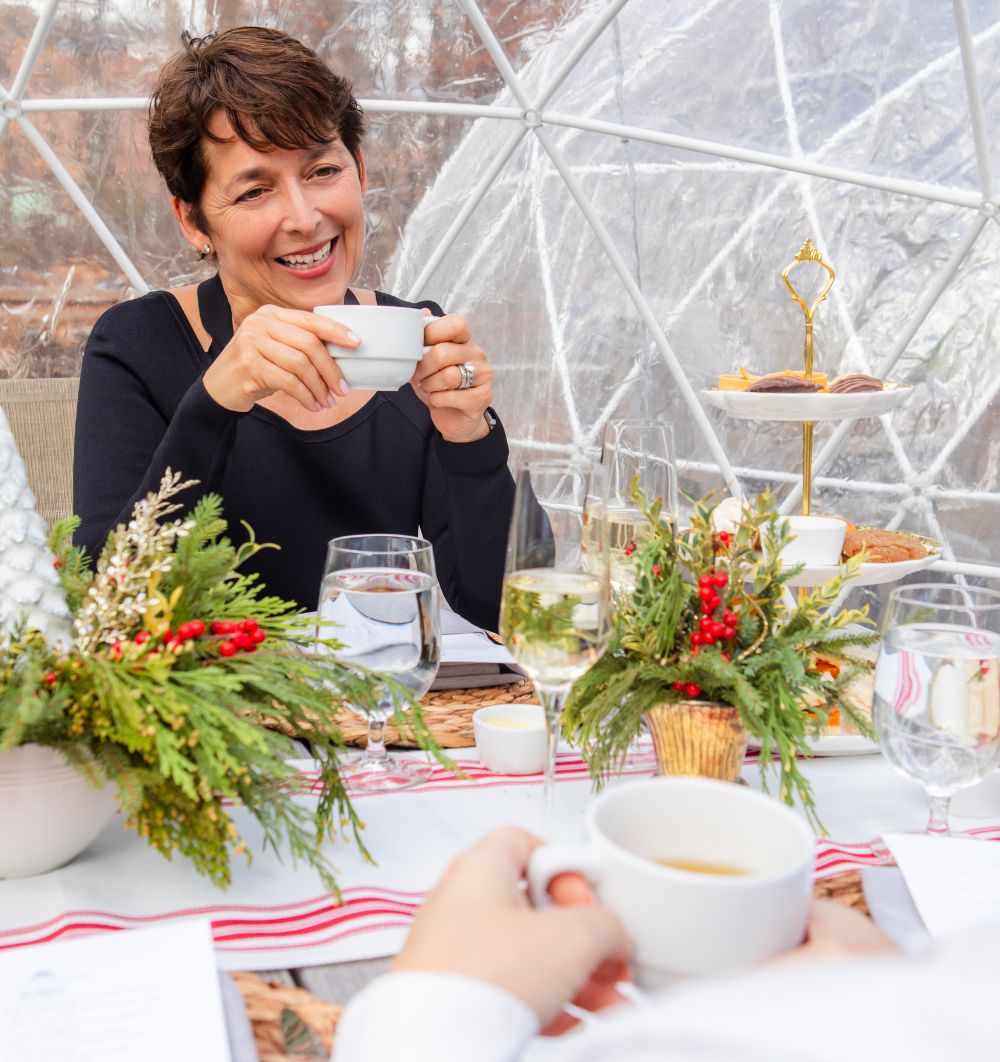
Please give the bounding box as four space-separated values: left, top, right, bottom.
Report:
0 739 997 971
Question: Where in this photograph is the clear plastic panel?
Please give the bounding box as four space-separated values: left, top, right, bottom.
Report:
2 0 999 580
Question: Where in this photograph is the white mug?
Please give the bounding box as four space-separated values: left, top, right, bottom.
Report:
772 515 846 566
313 305 428 391
527 777 814 985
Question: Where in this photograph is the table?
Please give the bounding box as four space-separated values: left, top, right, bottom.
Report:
2 738 998 1058
255 741 988 1006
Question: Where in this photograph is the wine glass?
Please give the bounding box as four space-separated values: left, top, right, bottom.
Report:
873 583 1000 835
601 419 678 600
499 461 611 835
316 534 440 792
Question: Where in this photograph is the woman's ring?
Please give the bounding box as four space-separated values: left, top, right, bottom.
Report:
457 362 475 390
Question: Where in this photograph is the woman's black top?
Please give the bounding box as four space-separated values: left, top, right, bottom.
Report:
73 275 515 630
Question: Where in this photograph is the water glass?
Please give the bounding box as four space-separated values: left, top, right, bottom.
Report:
317 534 440 792
600 419 678 599
873 583 1000 834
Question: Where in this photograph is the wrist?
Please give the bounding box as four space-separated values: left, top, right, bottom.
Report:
439 408 496 444
202 365 252 413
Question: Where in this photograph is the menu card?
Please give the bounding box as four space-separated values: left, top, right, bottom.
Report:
882 832 1000 940
0 919 231 1061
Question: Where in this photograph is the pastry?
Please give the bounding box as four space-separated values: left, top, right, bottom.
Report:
746 373 822 394
717 369 827 391
718 372 761 391
842 528 927 563
828 373 884 394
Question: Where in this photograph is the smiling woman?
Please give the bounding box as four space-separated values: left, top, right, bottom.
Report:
72 27 515 629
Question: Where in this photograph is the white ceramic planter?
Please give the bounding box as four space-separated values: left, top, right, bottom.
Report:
0 744 117 878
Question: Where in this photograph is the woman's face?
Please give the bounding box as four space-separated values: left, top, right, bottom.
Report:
176 112 366 315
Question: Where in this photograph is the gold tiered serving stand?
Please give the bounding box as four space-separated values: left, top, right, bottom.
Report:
701 238 941 588
782 239 835 516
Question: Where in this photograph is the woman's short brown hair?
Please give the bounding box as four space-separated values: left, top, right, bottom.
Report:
148 26 365 233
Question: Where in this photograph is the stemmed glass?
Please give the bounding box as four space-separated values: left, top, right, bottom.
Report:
601 419 678 600
873 583 1000 834
316 534 440 792
499 461 611 835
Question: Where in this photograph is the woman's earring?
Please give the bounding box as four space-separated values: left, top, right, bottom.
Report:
201 243 212 255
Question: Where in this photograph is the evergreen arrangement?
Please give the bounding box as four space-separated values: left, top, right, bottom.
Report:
0 472 442 890
563 491 876 825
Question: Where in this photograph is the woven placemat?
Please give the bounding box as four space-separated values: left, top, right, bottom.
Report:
231 972 342 1061
813 870 868 915
335 677 539 748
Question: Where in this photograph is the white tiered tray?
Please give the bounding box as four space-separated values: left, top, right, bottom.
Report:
783 536 943 588
702 384 912 422
749 732 879 756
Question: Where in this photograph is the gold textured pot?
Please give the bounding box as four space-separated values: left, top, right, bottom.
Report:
644 700 748 783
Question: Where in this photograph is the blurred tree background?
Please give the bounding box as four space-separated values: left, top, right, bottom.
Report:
0 0 575 377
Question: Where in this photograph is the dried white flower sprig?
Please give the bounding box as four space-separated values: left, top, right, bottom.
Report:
74 470 197 653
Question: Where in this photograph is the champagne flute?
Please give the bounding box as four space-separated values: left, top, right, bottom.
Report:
500 461 611 835
316 534 440 792
600 419 678 599
873 583 1000 835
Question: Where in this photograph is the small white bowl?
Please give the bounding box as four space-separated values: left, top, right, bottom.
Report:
773 515 846 567
473 705 547 775
0 745 117 878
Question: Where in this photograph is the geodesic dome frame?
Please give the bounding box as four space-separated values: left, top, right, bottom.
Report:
3 0 1000 592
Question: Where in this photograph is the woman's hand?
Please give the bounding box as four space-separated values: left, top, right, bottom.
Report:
202 304 358 413
393 827 629 1026
777 899 896 963
411 312 494 443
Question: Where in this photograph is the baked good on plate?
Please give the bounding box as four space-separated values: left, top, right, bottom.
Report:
828 373 884 394
842 528 927 563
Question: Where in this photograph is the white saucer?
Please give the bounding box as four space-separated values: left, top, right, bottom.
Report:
702 384 912 422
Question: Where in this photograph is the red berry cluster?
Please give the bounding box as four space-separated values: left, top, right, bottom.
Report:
105 618 266 661
675 569 741 699
210 619 266 658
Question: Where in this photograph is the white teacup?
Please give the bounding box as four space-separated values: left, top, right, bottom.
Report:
313 305 427 391
772 515 846 566
473 705 546 775
527 777 814 985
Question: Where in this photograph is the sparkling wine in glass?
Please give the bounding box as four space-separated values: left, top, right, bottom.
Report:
597 419 678 599
317 534 440 792
873 583 1000 834
500 461 610 835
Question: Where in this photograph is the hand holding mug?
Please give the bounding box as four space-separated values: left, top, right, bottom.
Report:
393 826 628 1026
411 311 494 443
203 304 356 413
528 777 816 986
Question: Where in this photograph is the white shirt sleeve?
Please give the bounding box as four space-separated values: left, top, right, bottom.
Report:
333 922 1000 1062
332 970 539 1062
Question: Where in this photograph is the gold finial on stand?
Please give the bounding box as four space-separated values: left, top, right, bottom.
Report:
781 239 836 515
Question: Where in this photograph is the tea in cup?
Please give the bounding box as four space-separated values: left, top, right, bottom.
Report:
527 777 814 985
313 305 427 391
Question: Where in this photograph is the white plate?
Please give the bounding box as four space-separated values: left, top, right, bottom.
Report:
702 384 912 421
748 733 879 756
784 545 942 587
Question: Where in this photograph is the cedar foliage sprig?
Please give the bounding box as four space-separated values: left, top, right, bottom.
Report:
563 490 877 828
0 473 446 891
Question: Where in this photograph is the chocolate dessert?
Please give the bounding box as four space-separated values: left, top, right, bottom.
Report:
746 373 822 394
828 374 884 394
